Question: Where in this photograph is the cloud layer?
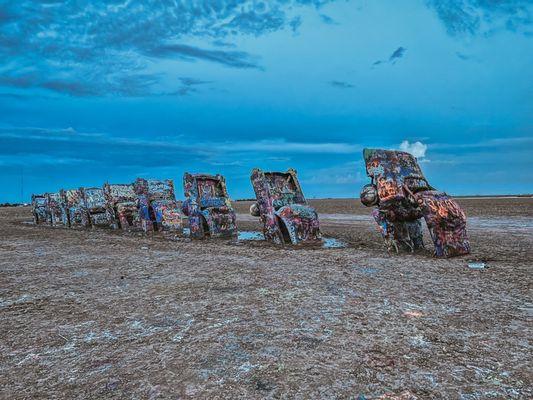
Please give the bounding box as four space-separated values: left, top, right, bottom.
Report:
0 1 338 97
426 0 533 36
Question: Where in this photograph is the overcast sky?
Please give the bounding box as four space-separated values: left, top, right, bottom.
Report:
1 0 532 202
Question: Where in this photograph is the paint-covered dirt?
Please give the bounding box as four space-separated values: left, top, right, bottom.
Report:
1 198 531 399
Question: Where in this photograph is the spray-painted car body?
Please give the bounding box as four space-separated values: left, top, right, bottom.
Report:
250 168 321 244
134 178 184 233
182 173 237 239
31 194 48 224
103 183 141 230
361 148 470 257
61 189 83 227
46 192 66 226
79 187 113 228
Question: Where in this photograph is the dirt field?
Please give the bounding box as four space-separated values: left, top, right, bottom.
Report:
1 198 532 399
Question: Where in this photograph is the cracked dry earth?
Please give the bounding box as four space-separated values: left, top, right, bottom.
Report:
0 198 532 399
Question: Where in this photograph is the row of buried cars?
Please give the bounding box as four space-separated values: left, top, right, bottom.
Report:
31 149 471 258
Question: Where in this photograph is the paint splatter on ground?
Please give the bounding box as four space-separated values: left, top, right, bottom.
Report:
0 198 531 399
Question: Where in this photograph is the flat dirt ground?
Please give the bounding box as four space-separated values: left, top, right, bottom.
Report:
1 198 531 399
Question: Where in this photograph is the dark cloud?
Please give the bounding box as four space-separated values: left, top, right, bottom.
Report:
426 0 533 36
372 47 406 67
0 71 164 97
289 16 303 33
212 40 237 48
0 127 207 169
146 44 262 70
320 14 338 25
389 46 406 62
329 80 354 89
0 1 339 97
179 78 212 87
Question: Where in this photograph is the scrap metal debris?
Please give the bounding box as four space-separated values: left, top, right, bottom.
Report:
468 262 486 270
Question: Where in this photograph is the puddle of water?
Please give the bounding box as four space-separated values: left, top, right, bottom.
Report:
237 231 347 248
468 216 533 233
238 231 265 241
357 267 379 276
322 237 347 248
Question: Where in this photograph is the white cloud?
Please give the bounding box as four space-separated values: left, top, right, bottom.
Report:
399 140 427 158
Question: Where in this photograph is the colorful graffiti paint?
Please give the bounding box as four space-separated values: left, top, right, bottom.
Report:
361 148 470 257
46 192 66 226
250 168 321 245
60 189 84 227
31 194 48 224
103 183 141 230
182 173 237 239
134 178 184 234
79 187 113 228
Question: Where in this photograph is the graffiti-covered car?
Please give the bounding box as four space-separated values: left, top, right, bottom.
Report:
46 192 66 226
103 183 141 230
31 194 48 224
250 168 321 245
79 187 113 228
361 148 470 258
182 173 237 239
134 178 184 233
61 189 83 227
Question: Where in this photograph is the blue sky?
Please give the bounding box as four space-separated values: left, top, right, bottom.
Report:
1 0 532 202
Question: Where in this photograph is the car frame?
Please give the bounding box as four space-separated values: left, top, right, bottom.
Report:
360 148 470 257
46 192 66 226
134 178 184 233
103 183 141 230
31 194 48 224
79 187 113 228
250 168 321 245
60 189 83 227
182 173 238 239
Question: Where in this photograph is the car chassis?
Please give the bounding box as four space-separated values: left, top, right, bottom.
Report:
360 148 470 257
182 173 237 239
250 168 321 245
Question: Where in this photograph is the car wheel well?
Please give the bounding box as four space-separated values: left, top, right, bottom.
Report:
276 217 291 244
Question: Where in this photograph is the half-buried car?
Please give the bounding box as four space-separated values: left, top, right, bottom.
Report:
250 168 321 245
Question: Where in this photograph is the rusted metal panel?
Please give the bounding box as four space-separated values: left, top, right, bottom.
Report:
182 173 237 239
31 194 48 224
361 148 470 257
103 183 141 230
250 168 321 245
134 178 184 233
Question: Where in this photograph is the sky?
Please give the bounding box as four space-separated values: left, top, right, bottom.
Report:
0 0 532 203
